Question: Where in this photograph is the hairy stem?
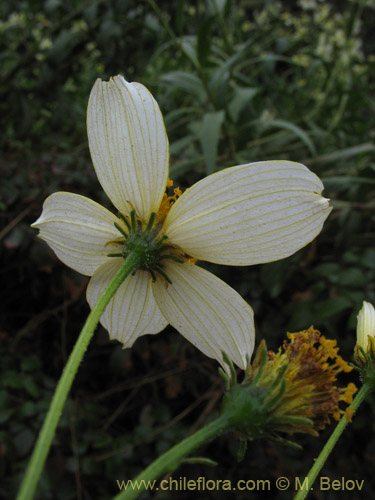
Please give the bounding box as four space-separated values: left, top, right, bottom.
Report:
17 253 142 500
113 414 231 500
294 383 371 500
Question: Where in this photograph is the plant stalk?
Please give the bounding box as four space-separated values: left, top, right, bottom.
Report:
17 253 142 500
113 414 231 500
294 382 371 500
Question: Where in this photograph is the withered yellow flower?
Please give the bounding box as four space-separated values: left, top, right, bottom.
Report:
229 327 357 442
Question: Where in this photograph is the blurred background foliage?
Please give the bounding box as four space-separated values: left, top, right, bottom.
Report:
1 0 375 498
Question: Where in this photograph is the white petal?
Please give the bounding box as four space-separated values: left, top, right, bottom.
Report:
87 75 169 221
164 161 331 265
152 261 255 370
87 259 168 347
31 192 123 276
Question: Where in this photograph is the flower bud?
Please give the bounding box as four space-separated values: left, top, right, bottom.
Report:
354 301 375 367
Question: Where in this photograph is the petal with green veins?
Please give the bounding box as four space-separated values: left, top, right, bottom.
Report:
87 76 169 221
31 192 122 276
152 261 255 371
164 161 331 266
87 259 168 346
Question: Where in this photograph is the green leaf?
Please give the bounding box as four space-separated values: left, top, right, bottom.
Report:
308 143 375 165
338 267 367 287
170 136 194 155
199 110 225 174
170 158 204 177
19 401 37 418
1 370 23 389
260 118 317 156
22 375 40 398
14 429 35 455
21 356 42 372
260 261 290 298
288 303 315 330
208 46 251 100
321 176 375 192
182 456 218 466
176 0 185 35
208 0 227 14
161 71 205 100
82 456 97 475
48 29 76 62
164 107 199 128
310 263 340 281
361 249 375 270
197 16 214 66
0 390 12 424
98 19 122 42
0 408 14 424
315 297 352 320
229 86 258 123
180 37 199 68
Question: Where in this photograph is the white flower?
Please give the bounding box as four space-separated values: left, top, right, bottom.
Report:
32 75 331 370
356 301 375 354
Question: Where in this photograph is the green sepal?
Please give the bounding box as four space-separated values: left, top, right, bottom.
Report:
251 342 268 384
267 434 303 450
118 212 131 231
154 265 173 284
222 351 237 386
263 379 286 411
218 367 231 391
114 221 128 239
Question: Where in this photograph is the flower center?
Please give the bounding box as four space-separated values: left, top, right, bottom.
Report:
107 210 184 283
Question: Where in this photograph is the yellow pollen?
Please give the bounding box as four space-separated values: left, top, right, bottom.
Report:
340 382 357 404
345 407 355 422
335 355 352 372
333 410 341 421
155 178 183 225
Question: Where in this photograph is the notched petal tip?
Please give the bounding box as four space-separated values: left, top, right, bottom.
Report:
30 219 40 229
317 195 331 212
30 191 69 229
29 192 122 276
87 73 169 222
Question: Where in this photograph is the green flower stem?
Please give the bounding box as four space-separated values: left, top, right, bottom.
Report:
113 414 231 500
294 382 371 500
17 253 142 500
